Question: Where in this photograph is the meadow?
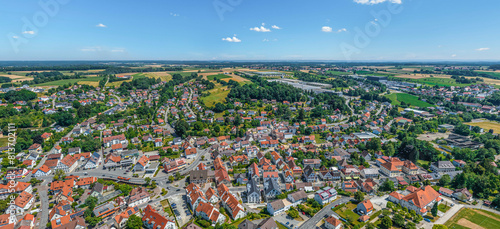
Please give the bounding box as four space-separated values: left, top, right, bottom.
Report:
384 93 434 107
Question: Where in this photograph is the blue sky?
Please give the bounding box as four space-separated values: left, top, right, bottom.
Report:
1 0 499 61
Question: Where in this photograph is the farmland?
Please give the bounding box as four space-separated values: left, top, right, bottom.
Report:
445 208 500 229
34 76 104 87
464 120 500 134
207 74 231 81
384 93 434 108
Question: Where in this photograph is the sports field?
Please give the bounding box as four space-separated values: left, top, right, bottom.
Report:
445 208 500 229
384 93 434 107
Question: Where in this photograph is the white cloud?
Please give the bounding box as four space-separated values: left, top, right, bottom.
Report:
222 36 241 42
12 36 19 39
337 28 347 33
96 23 107 28
80 46 126 53
81 46 103 52
451 54 457 57
272 25 281 29
170 13 180 17
476 48 490 51
250 24 271 32
322 26 333 32
354 0 402 5
22 31 35 35
263 39 269 42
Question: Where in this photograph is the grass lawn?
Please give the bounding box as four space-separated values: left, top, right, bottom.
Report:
438 203 451 213
384 93 434 108
207 74 231 80
277 222 288 229
0 138 8 147
464 120 500 134
334 202 360 225
313 134 326 144
417 160 430 168
34 76 104 86
445 208 500 229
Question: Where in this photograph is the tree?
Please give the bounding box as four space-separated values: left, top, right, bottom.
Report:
431 203 438 217
126 215 143 229
379 179 395 192
85 196 98 209
432 225 448 229
439 174 451 186
145 177 151 185
381 216 393 229
393 213 405 227
53 170 66 181
85 216 101 227
174 120 190 137
354 191 365 202
287 207 300 219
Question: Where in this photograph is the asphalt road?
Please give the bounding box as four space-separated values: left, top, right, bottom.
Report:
298 196 351 229
37 180 50 229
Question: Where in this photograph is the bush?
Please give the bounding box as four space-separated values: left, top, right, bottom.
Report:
197 219 211 228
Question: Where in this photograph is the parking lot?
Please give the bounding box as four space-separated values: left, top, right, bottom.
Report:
274 213 307 229
169 194 192 226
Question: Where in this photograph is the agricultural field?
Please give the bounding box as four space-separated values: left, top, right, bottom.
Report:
384 93 434 108
0 73 34 83
326 70 351 76
464 120 500 134
34 76 104 87
207 74 231 81
445 208 500 229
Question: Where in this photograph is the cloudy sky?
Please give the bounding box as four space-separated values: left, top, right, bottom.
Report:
0 0 498 61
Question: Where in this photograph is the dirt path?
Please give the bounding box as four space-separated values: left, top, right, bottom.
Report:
457 218 484 229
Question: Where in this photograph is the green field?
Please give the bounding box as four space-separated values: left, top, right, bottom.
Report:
34 76 104 86
201 86 230 107
326 70 351 76
445 208 500 229
475 71 500 78
384 93 434 108
207 74 231 81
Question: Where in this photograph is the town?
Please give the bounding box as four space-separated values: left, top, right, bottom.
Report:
1 61 500 229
